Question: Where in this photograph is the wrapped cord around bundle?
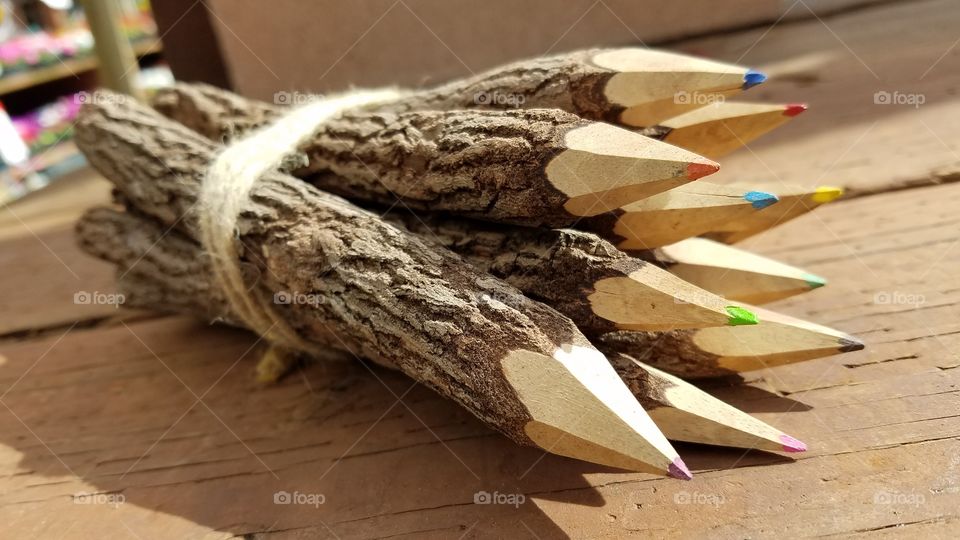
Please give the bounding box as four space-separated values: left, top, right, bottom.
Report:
197 88 405 358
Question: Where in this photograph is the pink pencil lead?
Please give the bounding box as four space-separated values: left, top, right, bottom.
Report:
780 434 808 453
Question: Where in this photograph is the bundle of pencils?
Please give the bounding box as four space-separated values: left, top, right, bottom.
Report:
74 47 862 479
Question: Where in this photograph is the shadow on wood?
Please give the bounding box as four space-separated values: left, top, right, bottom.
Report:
0 316 689 538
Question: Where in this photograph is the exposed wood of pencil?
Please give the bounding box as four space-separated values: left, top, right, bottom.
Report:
392 48 760 127
650 237 829 304
387 212 754 332
704 184 844 243
642 101 807 158
598 304 864 379
152 83 719 227
579 182 780 249
611 355 807 452
73 94 687 476
78 207 782 454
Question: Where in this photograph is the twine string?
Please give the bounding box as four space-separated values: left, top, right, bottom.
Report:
197 88 405 353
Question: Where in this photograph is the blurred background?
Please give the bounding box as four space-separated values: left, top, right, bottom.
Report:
0 0 163 205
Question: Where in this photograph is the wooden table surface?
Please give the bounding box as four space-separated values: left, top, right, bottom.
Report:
2 1 959 538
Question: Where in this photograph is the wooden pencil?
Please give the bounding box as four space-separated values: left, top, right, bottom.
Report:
159 86 719 227
155 48 764 133
77 206 797 454
154 84 719 227
386 211 758 332
641 102 807 158
611 355 807 452
388 48 766 127
74 94 691 477
599 304 864 379
578 182 780 249
648 237 830 304
295 107 722 226
704 184 844 243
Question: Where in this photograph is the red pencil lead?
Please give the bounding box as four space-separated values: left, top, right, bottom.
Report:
685 161 720 180
783 103 808 117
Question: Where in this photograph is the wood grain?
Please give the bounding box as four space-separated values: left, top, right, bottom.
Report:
584 182 776 249
0 173 121 336
650 101 805 159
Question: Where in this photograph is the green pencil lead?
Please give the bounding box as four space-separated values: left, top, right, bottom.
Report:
726 306 759 326
803 273 828 289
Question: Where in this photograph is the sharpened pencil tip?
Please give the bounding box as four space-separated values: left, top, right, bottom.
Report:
783 103 808 117
779 434 807 453
726 306 759 326
811 186 844 203
803 273 828 289
744 190 780 209
742 69 767 89
668 457 693 480
838 337 865 352
686 161 720 180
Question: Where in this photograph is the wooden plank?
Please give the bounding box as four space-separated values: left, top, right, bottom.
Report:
0 171 120 336
1 178 959 537
679 0 960 198
0 169 110 240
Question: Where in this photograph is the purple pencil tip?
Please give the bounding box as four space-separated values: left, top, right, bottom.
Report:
668 457 693 480
780 434 808 453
